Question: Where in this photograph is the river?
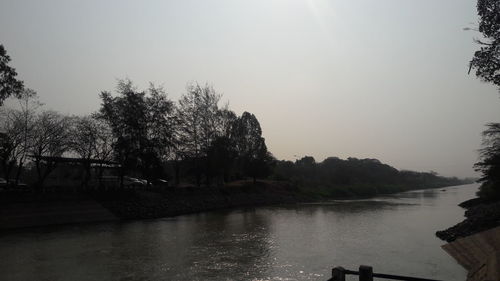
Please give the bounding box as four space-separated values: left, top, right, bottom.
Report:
0 184 478 281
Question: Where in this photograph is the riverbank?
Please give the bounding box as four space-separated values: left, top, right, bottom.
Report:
0 193 118 230
0 180 471 229
93 180 311 220
436 197 500 242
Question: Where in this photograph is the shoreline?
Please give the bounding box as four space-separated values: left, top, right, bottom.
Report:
436 196 500 242
1 181 472 230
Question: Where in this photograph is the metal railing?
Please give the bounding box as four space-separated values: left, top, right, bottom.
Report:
327 266 442 281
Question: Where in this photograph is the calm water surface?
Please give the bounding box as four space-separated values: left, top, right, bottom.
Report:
0 184 477 281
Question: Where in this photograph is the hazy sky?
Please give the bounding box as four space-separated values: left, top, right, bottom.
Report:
1 0 499 177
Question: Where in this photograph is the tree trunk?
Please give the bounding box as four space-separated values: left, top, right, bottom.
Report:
97 164 104 191
205 159 211 187
174 161 180 186
14 159 24 185
35 159 43 192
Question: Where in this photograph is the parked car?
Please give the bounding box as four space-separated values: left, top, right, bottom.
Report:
153 179 169 188
99 176 146 188
134 178 148 186
123 177 146 187
8 179 28 190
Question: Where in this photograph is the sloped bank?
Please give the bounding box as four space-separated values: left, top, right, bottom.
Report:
93 181 312 220
94 180 471 221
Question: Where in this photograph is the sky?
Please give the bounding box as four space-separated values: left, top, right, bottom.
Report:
1 0 499 178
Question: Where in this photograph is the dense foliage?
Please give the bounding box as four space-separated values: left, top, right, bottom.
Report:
469 0 500 90
273 156 469 197
0 45 24 105
469 0 500 199
475 123 500 199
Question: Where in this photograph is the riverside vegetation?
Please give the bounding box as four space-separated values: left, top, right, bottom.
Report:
0 44 473 223
436 0 500 242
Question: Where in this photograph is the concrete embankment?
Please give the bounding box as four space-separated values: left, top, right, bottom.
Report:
437 197 500 281
442 226 500 281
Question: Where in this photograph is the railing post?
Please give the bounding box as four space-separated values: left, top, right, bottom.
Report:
331 266 346 281
359 265 373 281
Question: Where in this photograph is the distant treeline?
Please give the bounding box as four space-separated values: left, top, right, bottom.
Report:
272 156 473 197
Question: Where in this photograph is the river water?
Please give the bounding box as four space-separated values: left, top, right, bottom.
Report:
0 184 478 281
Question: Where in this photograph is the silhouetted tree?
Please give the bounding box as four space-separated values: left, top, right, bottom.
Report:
176 83 223 186
469 0 500 198
0 45 24 105
0 132 15 181
475 123 500 199
210 108 238 183
0 89 40 184
232 112 272 183
98 80 175 186
469 0 500 90
145 83 176 180
207 136 237 184
70 115 115 189
273 156 464 196
31 111 72 190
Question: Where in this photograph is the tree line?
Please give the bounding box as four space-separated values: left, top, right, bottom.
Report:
273 156 469 197
0 43 470 194
0 73 273 189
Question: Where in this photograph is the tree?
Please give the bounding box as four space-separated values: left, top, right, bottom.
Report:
0 132 16 182
0 45 24 105
469 0 500 198
0 89 40 184
31 111 72 190
98 79 175 185
232 112 273 183
208 108 238 183
469 0 500 90
176 83 222 186
474 123 500 199
91 118 115 188
70 115 115 189
145 83 176 180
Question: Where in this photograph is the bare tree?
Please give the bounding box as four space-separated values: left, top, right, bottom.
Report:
70 115 115 189
31 110 72 190
0 89 40 184
176 83 223 186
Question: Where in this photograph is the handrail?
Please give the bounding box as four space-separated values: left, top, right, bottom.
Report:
327 266 443 281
